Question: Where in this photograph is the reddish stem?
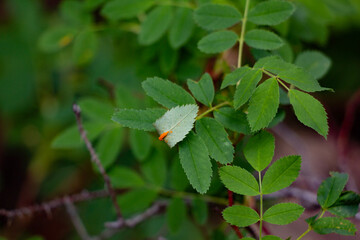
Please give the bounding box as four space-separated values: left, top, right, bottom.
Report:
228 190 243 239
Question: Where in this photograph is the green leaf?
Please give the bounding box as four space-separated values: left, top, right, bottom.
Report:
245 29 284 50
78 98 113 123
112 108 166 132
39 27 76 53
214 107 251 134
328 191 360 217
289 89 328 138
295 51 331 80
101 0 153 20
280 68 330 92
167 198 186 233
262 236 282 240
244 131 275 171
247 78 279 132
179 132 212 194
139 6 173 45
198 30 238 54
160 41 178 75
242 238 256 240
254 56 328 92
312 217 356 236
170 156 190 191
248 0 295 26
187 73 214 107
196 118 234 164
129 129 152 161
154 104 198 148
51 122 105 149
142 77 195 108
317 172 349 209
192 198 208 225
233 69 263 109
117 188 157 217
219 166 259 196
263 203 304 225
109 167 144 188
262 155 301 194
221 66 251 90
194 4 242 30
96 128 124 169
222 206 260 227
72 30 97 65
141 149 166 187
168 8 194 49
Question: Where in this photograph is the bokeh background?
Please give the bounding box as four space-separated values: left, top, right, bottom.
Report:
0 0 360 239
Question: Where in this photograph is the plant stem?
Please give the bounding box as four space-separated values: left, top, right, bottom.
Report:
196 101 231 120
237 0 250 69
258 171 263 240
158 188 229 206
296 209 326 240
261 68 290 91
296 226 311 240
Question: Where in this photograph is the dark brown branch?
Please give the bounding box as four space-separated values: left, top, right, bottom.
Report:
0 190 108 219
65 197 91 240
73 104 123 220
105 201 166 229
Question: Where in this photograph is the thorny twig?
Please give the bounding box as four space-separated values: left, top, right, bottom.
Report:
0 190 108 220
73 104 123 220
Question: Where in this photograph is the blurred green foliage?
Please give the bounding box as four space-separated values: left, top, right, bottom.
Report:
0 0 360 239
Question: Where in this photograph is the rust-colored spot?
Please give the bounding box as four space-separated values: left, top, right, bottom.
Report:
159 131 172 141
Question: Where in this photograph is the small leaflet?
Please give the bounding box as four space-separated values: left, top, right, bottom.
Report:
154 104 198 148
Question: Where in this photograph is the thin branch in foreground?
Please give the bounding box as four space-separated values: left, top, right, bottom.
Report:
0 190 108 219
65 197 91 240
72 104 123 220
